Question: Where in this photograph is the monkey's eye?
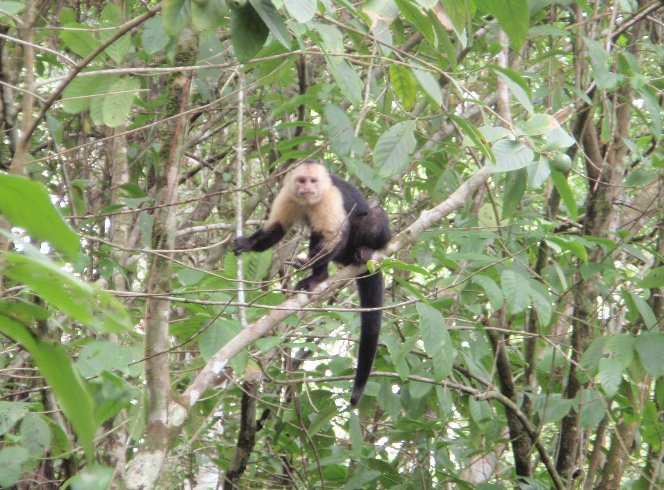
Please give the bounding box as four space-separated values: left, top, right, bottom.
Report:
296 177 306 184
310 178 318 183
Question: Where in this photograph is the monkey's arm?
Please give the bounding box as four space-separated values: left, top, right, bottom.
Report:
233 223 286 254
290 231 337 290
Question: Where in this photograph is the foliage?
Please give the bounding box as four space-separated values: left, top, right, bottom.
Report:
0 0 663 488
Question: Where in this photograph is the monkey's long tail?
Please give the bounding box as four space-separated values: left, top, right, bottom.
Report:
350 271 384 405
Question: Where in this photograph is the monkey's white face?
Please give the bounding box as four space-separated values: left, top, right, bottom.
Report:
291 169 324 204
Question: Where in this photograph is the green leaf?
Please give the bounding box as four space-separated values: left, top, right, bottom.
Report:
501 168 526 219
68 465 114 490
20 413 51 457
394 0 435 45
533 394 573 423
0 173 79 261
141 16 171 54
529 282 553 327
327 58 363 105
599 358 622 397
441 0 468 33
374 120 417 178
88 76 118 125
314 22 343 55
349 410 362 457
0 447 30 488
284 0 316 23
584 37 623 90
162 0 191 36
450 115 495 163
485 140 534 173
628 292 657 330
61 75 103 114
76 340 132 377
477 0 528 50
411 66 442 106
96 77 140 127
635 333 664 379
99 4 131 64
323 104 357 156
230 4 269 62
345 469 381 489
520 113 575 148
389 64 417 111
0 401 28 436
638 266 664 289
579 388 605 429
61 23 100 58
494 67 533 113
248 0 291 49
0 317 96 461
500 269 530 315
550 169 578 221
417 303 453 380
0 1 24 19
471 275 504 310
3 251 130 333
192 0 228 31
198 318 242 360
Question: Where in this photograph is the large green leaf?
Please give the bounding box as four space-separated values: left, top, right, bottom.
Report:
635 333 664 379
549 169 578 221
61 75 106 114
485 140 534 173
141 16 171 54
230 4 269 62
99 4 132 64
389 64 417 111
19 413 51 458
501 168 526 219
324 104 358 156
638 266 664 289
411 65 443 106
327 58 363 106
248 0 291 48
3 251 130 333
494 67 533 113
0 173 79 261
374 120 417 178
476 0 528 50
94 76 140 127
192 0 227 32
0 317 95 461
61 23 100 58
598 358 622 397
417 303 453 381
501 269 530 315
450 114 494 163
162 0 191 36
0 447 29 488
394 0 435 45
0 401 27 436
284 0 316 23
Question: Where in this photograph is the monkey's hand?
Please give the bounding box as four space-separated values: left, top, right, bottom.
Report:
354 246 376 264
285 257 309 269
295 276 319 291
233 237 252 255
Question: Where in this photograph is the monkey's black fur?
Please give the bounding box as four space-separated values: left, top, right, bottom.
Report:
234 165 390 405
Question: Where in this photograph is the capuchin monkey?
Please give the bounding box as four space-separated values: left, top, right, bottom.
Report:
233 161 391 405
